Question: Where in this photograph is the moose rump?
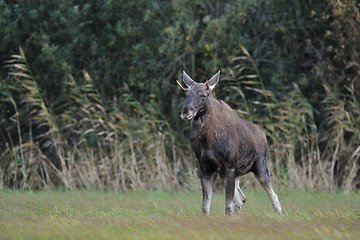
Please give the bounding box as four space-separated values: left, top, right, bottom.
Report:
177 70 281 215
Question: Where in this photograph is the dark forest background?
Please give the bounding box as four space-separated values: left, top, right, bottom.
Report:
0 0 359 192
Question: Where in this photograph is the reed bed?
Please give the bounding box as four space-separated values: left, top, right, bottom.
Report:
1 47 359 192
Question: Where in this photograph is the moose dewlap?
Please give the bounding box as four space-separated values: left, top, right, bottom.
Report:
177 70 281 215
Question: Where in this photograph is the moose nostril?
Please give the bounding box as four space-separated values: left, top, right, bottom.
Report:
180 106 194 121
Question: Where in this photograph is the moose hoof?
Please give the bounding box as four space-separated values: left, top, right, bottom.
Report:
225 207 233 216
234 205 242 214
202 209 210 216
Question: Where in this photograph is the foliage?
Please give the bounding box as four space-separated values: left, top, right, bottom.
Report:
0 0 359 191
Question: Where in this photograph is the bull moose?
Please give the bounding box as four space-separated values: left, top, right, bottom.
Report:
177 70 282 215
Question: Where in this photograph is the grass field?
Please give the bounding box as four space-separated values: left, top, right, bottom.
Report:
0 189 359 239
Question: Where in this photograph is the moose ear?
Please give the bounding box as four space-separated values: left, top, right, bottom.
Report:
208 70 220 90
183 70 195 88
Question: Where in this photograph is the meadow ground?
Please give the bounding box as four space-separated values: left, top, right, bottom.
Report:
0 189 359 239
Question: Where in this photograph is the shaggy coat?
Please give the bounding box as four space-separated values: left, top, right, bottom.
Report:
179 70 281 215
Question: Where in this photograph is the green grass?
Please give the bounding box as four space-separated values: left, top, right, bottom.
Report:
0 189 359 239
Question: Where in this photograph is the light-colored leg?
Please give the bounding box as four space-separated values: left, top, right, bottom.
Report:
264 185 281 215
233 178 246 213
256 175 282 215
201 177 213 215
224 169 235 215
254 156 282 215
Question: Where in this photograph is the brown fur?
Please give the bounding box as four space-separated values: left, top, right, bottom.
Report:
180 70 281 215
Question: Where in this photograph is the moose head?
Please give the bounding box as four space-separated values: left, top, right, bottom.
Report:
177 70 220 121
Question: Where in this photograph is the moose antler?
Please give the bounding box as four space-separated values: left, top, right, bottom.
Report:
176 80 188 91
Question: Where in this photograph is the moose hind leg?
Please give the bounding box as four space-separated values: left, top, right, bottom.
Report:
254 158 282 214
233 178 246 213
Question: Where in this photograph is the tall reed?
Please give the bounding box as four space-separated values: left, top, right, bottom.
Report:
1 47 359 192
2 48 197 191
224 46 359 191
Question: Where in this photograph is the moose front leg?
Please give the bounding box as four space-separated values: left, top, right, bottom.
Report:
224 169 235 215
200 175 213 215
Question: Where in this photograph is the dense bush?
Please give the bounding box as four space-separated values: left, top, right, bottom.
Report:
0 0 359 191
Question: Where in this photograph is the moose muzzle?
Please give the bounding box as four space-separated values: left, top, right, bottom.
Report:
181 105 194 121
